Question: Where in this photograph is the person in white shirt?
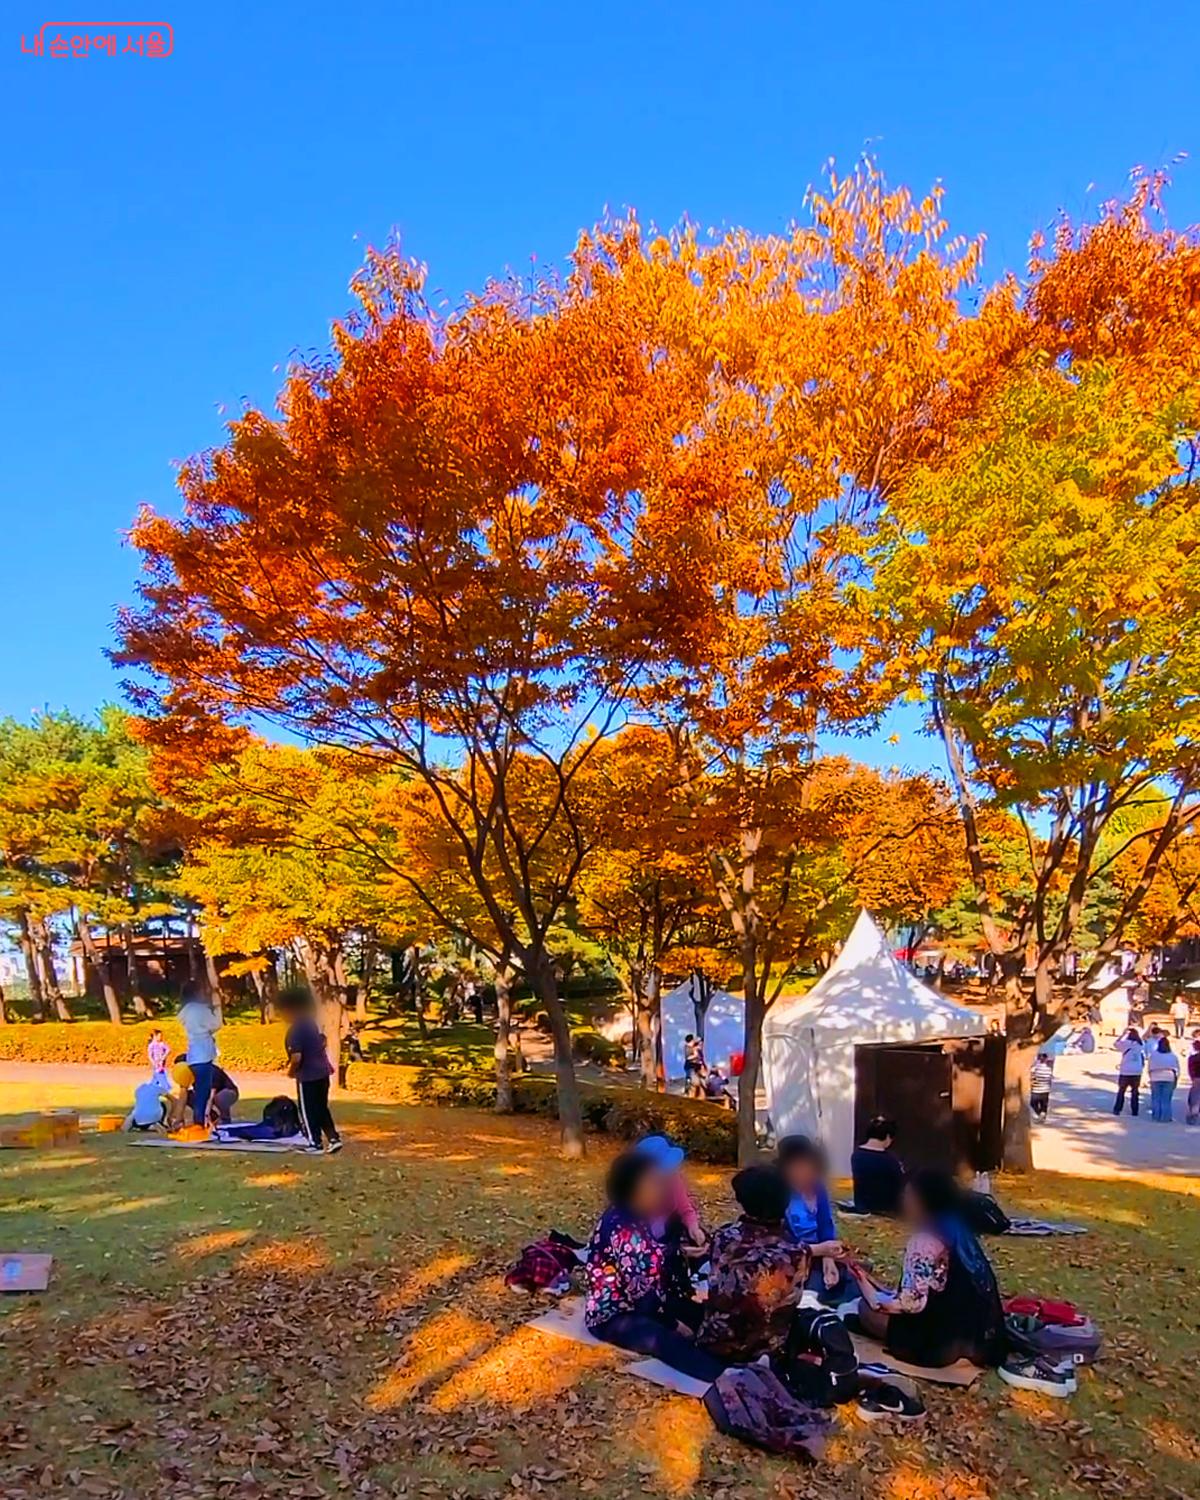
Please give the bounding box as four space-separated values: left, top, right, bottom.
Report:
1112 1028 1145 1117
121 1078 168 1133
1170 994 1191 1039
1146 1034 1180 1122
177 981 222 1127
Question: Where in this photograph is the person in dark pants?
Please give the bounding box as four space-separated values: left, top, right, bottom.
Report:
1112 1027 1145 1117
278 988 342 1155
584 1150 724 1383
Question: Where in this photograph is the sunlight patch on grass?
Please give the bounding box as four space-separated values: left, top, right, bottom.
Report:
367 1308 495 1409
489 1163 534 1177
640 1396 712 1494
92 1193 173 1218
242 1170 301 1189
884 1461 989 1500
239 1238 330 1276
175 1228 255 1259
430 1324 616 1411
0 1153 99 1176
380 1251 475 1312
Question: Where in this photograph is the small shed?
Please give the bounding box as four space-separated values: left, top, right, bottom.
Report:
762 911 1004 1176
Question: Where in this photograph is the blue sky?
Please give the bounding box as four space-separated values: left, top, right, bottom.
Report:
2 0 1197 775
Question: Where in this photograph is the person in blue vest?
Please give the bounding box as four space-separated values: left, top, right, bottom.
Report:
777 1135 849 1303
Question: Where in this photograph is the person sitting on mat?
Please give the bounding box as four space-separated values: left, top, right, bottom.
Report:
175 1054 241 1125
697 1164 809 1365
584 1149 724 1383
121 1075 170 1133
850 1117 904 1215
778 1135 848 1301
848 1168 1006 1369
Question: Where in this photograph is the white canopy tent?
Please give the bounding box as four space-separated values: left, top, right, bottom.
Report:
762 910 989 1175
660 975 745 1084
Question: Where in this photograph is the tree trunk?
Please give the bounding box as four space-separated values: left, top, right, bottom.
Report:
205 953 223 1003
122 925 150 1016
35 920 71 1020
0 980 8 1023
17 910 47 1019
262 959 279 1021
357 937 376 1022
529 957 585 1158
1001 1038 1039 1172
185 915 202 983
494 963 515 1114
737 938 765 1166
250 966 268 1024
78 920 122 1024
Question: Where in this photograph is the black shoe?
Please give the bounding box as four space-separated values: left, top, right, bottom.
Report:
857 1384 926 1422
999 1354 1077 1398
325 1137 344 1155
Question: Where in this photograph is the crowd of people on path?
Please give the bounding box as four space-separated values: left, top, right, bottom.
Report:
119 981 345 1153
580 1115 1022 1414
1111 1023 1200 1123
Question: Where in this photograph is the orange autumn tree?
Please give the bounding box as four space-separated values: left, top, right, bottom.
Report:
117 239 722 1157
638 162 1026 1161
875 176 1200 1165
576 726 718 1089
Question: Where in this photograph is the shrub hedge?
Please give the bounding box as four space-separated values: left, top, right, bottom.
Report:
0 1020 291 1073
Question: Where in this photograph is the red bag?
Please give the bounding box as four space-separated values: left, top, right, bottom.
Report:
730 1052 745 1077
1003 1296 1085 1327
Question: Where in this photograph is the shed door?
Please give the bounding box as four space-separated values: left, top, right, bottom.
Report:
854 1044 954 1173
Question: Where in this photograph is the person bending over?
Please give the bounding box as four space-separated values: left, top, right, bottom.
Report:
849 1169 1006 1369
850 1117 904 1215
778 1135 847 1302
697 1164 809 1365
584 1150 723 1382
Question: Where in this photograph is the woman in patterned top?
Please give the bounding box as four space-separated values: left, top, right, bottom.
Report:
584 1150 724 1382
697 1165 809 1363
850 1169 1006 1369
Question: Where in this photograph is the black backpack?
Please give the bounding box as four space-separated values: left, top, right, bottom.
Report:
703 1365 833 1461
961 1191 1012 1236
262 1095 301 1138
774 1307 861 1407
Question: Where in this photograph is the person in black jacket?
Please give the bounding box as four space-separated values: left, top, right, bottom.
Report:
850 1117 904 1215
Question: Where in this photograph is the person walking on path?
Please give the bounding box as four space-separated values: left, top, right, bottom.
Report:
1170 994 1191 1040
177 981 222 1127
279 987 342 1155
1148 1034 1180 1122
1186 1039 1200 1126
1029 1054 1054 1120
1112 1028 1146 1117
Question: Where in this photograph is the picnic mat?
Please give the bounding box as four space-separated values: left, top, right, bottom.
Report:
130 1133 309 1154
848 1331 982 1387
1004 1218 1088 1237
2 1254 53 1292
526 1300 715 1395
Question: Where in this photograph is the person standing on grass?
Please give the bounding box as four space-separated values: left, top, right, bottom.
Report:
1147 1034 1180 1123
147 1027 171 1086
177 981 222 1128
1186 1039 1200 1126
1029 1053 1054 1121
1112 1027 1145 1117
279 987 342 1155
1170 993 1190 1040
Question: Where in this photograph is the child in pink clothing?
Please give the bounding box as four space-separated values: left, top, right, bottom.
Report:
147 1028 171 1084
633 1135 707 1249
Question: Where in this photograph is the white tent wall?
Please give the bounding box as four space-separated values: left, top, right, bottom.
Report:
763 910 989 1175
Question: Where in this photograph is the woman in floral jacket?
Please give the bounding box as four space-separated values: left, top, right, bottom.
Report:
584 1151 724 1382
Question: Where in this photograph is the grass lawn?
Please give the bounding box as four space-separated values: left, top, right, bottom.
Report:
1 1076 1197 1500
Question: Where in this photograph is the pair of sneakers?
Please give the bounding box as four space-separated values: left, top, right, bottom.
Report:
999 1352 1078 1398
302 1138 343 1156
